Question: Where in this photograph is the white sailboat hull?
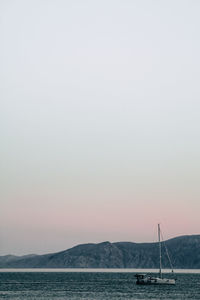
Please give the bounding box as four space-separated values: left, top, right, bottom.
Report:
136 275 176 285
154 278 175 285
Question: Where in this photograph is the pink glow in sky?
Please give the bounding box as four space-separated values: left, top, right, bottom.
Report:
1 0 200 255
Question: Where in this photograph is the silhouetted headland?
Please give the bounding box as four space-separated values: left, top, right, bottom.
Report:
0 235 200 268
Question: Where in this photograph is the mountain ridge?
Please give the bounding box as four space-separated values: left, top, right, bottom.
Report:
1 234 200 268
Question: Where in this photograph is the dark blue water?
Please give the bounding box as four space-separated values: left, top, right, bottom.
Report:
0 272 200 299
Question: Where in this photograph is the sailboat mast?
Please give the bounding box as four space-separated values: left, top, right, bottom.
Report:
158 224 162 278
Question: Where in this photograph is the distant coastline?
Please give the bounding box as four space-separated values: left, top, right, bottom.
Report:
0 235 200 269
1 268 200 273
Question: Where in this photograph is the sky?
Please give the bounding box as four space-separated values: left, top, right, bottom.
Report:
1 0 200 255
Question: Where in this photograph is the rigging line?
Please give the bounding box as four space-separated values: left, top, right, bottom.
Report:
160 230 174 273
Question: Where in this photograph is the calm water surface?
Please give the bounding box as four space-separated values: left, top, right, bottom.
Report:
0 270 200 299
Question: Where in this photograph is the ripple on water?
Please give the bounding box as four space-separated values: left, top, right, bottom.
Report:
0 272 200 299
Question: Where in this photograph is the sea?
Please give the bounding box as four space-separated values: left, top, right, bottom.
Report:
0 269 200 299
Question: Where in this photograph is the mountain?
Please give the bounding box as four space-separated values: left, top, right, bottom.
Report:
0 235 200 268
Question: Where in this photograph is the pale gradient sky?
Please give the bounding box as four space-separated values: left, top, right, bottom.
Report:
1 0 200 255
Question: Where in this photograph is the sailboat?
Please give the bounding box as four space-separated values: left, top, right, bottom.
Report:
135 224 176 285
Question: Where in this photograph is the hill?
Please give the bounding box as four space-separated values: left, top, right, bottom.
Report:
0 235 200 268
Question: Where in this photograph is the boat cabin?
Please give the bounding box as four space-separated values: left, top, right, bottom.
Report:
135 274 150 284
135 274 147 280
